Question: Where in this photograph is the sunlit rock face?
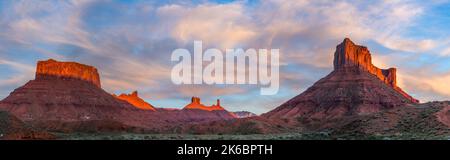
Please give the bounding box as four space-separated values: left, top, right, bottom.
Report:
334 38 418 103
264 38 420 120
182 97 238 119
36 59 101 88
114 91 156 111
184 97 226 111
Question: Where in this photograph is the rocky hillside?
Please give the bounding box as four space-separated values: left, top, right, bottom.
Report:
0 111 55 140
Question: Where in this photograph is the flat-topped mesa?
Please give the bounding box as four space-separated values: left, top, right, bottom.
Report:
333 38 419 103
184 97 225 111
36 59 101 88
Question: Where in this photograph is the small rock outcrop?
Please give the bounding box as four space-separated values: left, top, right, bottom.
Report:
182 97 237 120
184 97 225 111
114 91 156 111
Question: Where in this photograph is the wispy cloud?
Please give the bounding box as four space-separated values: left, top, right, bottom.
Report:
157 3 257 49
0 59 35 97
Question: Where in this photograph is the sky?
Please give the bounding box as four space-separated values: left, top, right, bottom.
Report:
0 0 449 114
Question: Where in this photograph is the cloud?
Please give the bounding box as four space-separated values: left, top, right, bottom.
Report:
423 74 450 96
439 45 450 56
157 3 256 49
376 37 438 53
176 85 246 97
101 58 171 92
0 59 35 98
400 72 450 101
2 0 177 93
0 59 34 72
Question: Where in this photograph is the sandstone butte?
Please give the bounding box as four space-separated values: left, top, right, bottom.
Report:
184 97 226 111
36 59 101 88
0 59 139 123
114 91 156 111
263 38 420 119
334 38 419 103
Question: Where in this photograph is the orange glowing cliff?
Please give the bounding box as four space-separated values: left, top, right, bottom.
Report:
36 59 101 88
114 91 156 111
334 38 419 103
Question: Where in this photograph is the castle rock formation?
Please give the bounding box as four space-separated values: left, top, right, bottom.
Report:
184 97 225 111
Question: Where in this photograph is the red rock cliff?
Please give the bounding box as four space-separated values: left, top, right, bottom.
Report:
184 97 226 111
36 59 101 88
334 38 419 103
114 91 156 111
